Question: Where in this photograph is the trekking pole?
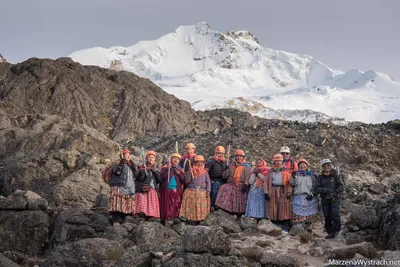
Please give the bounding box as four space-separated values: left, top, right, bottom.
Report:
140 146 148 175
226 145 231 167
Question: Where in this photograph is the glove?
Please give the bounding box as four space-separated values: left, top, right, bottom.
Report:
264 193 270 201
292 171 297 179
254 170 259 176
241 184 249 193
306 194 313 201
224 165 229 171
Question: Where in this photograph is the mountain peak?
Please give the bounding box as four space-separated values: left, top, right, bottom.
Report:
175 21 212 35
69 23 400 124
226 30 259 44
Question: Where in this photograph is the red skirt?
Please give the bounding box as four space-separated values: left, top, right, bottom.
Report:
108 187 135 214
159 189 182 221
135 188 160 218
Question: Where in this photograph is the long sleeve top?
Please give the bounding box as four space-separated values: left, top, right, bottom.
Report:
179 155 196 174
247 172 266 190
264 169 293 196
184 171 211 193
205 159 227 181
222 163 251 185
313 169 344 204
290 171 317 195
135 165 161 193
282 157 298 173
159 163 185 192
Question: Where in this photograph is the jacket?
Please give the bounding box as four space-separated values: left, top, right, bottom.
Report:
109 160 137 195
313 169 344 204
159 163 185 192
109 160 137 187
282 157 298 173
205 159 227 181
290 171 316 195
135 165 162 193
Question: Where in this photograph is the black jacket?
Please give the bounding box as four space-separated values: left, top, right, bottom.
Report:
135 166 162 193
313 169 344 204
109 160 138 187
205 159 227 182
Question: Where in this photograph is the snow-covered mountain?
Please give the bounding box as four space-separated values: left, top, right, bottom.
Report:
69 22 400 123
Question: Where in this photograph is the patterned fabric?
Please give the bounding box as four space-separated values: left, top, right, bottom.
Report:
245 187 266 218
180 189 210 221
210 180 223 208
266 185 292 221
160 189 181 220
135 188 160 218
292 194 319 222
292 213 318 224
215 183 248 213
108 187 135 214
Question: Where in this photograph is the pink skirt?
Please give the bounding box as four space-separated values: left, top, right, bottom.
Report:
135 188 160 218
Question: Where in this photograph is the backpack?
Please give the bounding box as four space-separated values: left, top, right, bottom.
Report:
103 165 114 184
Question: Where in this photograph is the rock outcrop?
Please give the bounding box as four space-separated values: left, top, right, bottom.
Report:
0 58 214 142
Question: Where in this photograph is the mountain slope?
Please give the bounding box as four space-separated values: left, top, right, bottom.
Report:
69 22 400 123
0 57 212 141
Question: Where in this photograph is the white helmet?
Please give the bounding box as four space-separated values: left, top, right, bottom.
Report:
280 146 290 153
321 158 332 166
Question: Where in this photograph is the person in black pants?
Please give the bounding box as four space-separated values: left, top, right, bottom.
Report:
313 158 344 239
205 146 227 211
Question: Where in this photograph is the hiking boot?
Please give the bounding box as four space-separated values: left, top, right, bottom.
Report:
325 233 335 239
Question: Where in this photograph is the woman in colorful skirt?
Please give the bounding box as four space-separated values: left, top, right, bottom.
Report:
179 155 211 224
290 158 319 232
264 154 293 231
205 146 227 211
245 158 270 220
215 150 251 216
135 150 162 220
107 149 137 226
159 153 185 225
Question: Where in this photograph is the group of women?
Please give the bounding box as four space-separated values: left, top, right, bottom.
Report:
105 143 338 236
